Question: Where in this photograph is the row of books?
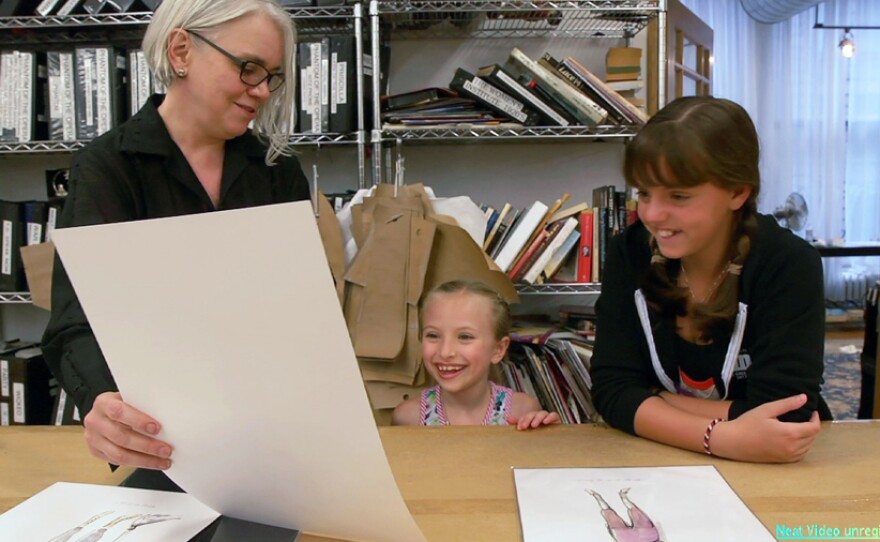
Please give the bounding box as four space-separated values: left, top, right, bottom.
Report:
0 47 135 143
297 36 358 134
501 330 599 424
0 340 57 426
0 169 68 292
381 47 647 128
1 40 372 142
7 0 354 18
481 185 637 285
3 0 157 17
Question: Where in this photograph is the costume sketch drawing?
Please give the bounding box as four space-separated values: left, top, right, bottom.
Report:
588 488 662 542
513 466 775 542
0 483 217 542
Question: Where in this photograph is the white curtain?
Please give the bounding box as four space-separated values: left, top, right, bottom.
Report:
680 0 880 301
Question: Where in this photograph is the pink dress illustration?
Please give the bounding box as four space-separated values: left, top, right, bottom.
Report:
587 488 661 542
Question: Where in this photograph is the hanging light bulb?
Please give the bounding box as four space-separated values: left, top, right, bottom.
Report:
839 29 856 58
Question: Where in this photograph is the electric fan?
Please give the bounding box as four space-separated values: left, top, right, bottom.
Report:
772 192 809 231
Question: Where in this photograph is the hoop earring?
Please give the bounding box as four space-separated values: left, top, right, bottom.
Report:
177 68 187 77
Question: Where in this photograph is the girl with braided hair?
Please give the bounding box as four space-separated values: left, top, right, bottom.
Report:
591 96 831 463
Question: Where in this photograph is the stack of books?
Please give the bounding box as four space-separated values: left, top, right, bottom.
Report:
381 46 648 129
380 86 505 126
605 47 646 113
480 186 637 286
502 328 599 424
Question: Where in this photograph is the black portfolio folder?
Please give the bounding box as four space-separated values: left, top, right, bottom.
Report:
0 200 26 291
329 35 356 133
120 469 301 542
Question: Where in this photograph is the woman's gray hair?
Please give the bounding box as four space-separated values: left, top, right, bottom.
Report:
142 0 296 165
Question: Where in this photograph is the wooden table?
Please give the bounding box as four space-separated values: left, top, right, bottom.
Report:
2 423 879 541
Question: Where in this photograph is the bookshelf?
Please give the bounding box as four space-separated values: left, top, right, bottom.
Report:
383 124 636 142
368 0 665 299
368 0 666 180
0 6 369 154
0 7 368 337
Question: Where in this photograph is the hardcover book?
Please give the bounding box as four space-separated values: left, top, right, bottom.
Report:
477 63 570 127
508 226 551 283
450 67 540 126
488 207 522 259
483 202 512 251
541 53 632 125
542 227 580 280
494 200 549 273
561 56 647 124
510 193 570 271
503 48 606 126
523 217 579 284
382 87 458 111
577 209 593 283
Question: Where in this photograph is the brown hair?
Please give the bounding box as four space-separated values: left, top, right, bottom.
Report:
420 280 512 341
625 96 760 341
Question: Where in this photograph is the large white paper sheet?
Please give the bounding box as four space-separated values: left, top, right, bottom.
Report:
52 201 425 542
513 465 774 542
0 482 220 541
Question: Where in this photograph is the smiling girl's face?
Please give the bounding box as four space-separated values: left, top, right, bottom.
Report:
636 180 751 268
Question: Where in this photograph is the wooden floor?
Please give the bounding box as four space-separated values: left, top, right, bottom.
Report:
827 325 865 341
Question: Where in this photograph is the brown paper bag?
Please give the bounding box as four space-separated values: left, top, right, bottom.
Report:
20 242 55 311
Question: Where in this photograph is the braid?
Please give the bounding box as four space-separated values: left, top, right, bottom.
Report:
640 236 689 320
692 206 758 341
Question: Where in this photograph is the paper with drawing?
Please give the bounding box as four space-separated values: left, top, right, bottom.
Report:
514 465 774 542
0 482 219 541
51 201 425 542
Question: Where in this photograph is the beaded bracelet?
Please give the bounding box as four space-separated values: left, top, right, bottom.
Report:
703 418 725 455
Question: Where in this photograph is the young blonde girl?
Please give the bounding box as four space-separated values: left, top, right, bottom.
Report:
392 280 560 429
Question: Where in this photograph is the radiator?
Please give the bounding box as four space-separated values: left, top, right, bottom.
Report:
832 272 880 306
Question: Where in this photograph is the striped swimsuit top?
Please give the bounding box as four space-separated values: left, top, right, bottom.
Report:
419 382 514 426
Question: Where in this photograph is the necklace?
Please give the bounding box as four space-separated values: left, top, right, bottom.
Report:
680 264 728 304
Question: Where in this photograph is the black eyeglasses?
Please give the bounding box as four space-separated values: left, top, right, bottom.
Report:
188 30 285 92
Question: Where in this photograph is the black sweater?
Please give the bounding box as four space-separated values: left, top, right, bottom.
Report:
42 95 311 417
591 214 831 435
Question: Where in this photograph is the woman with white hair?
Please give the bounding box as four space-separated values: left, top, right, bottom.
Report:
43 0 310 472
